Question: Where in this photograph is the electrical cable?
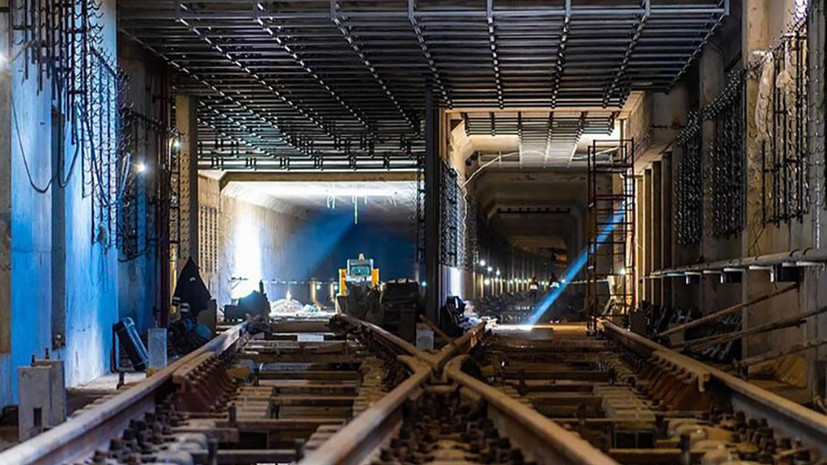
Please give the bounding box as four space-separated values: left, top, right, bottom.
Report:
461 151 520 188
10 91 55 194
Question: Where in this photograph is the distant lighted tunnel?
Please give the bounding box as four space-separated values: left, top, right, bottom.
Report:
526 208 627 325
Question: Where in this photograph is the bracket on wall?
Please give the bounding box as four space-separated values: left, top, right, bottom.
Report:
684 272 702 285
721 268 743 284
771 264 803 283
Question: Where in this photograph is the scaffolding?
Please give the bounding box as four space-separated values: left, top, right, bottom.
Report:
586 139 636 329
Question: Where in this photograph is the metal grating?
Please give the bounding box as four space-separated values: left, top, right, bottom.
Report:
463 110 617 165
119 0 729 171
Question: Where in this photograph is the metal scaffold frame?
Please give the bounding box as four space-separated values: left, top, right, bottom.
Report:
586 138 635 328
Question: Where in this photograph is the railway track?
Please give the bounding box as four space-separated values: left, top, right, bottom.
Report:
0 316 420 465
303 320 827 465
2 316 826 465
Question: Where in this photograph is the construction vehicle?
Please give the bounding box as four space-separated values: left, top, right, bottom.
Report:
336 254 380 322
338 254 379 296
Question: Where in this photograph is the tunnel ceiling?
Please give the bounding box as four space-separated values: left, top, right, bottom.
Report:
119 0 728 171
460 110 619 167
471 169 589 256
223 180 417 223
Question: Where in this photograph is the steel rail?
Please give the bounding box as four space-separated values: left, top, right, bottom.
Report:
304 322 619 465
443 355 620 465
601 319 827 457
333 314 433 363
432 321 487 370
0 323 248 465
1 315 431 465
297 356 432 465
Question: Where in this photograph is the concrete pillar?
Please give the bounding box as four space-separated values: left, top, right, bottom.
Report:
661 153 673 310
424 87 440 321
699 42 724 316
635 176 645 307
743 0 770 257
741 0 771 357
644 168 653 303
175 94 199 270
0 1 10 356
807 0 827 396
651 162 662 307
669 144 698 311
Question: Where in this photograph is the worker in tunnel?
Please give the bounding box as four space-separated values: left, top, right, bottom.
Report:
529 276 540 303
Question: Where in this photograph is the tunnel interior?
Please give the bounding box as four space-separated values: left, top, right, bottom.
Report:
1 1 827 456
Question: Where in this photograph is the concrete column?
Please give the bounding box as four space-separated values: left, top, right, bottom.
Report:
0 1 11 355
807 0 827 396
651 162 662 307
699 36 725 315
743 0 770 257
669 144 698 311
635 176 645 307
424 87 440 321
741 0 771 357
175 94 199 270
661 153 673 310
644 168 653 303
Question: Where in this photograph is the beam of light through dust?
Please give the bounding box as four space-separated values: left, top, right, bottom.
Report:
526 207 627 324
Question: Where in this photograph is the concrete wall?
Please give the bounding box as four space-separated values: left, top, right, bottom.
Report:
0 0 122 407
117 41 165 336
631 0 825 391
214 180 417 307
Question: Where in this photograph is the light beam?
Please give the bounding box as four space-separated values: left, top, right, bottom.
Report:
526 207 627 324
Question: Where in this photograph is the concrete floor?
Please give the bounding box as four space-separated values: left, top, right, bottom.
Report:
67 372 147 416
70 372 146 393
0 371 147 453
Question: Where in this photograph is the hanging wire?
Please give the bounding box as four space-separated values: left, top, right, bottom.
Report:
9 0 142 250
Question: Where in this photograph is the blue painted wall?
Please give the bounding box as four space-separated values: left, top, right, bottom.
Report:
1 0 121 407
305 218 417 283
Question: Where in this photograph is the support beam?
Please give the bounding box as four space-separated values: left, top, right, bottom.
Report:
742 0 769 257
603 0 649 107
550 0 571 108
175 94 199 268
331 0 415 130
424 87 440 321
408 0 451 108
644 168 653 303
661 153 673 309
486 0 505 109
635 176 645 308
218 171 417 190
254 12 370 130
651 161 662 307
